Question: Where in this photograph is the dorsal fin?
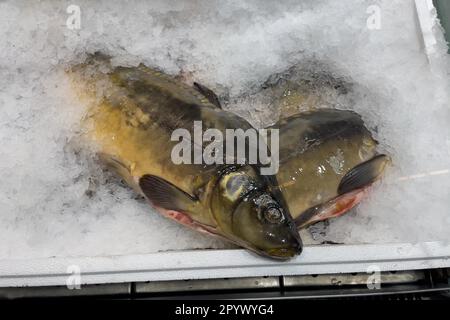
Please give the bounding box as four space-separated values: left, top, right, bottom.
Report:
193 82 222 109
268 109 371 161
136 64 220 108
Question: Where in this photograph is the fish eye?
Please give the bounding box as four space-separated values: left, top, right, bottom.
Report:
252 193 286 224
264 206 284 224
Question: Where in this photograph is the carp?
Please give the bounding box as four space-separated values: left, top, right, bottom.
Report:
257 64 389 229
69 55 302 259
269 109 389 228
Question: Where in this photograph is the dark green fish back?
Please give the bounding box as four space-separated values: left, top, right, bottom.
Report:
271 109 374 164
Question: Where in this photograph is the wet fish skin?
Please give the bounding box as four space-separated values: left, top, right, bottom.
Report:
258 63 388 228
70 56 302 260
269 109 389 228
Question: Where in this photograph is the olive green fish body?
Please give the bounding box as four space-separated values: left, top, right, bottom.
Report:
71 57 302 259
270 109 389 228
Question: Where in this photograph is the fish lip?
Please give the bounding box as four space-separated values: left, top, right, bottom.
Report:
260 236 303 260
263 246 302 260
229 235 303 261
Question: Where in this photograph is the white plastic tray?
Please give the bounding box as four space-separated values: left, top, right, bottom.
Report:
0 242 449 287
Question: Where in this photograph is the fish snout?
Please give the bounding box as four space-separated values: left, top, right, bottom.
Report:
264 230 303 260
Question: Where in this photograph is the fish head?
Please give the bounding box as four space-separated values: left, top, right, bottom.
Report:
232 191 303 259
211 165 302 260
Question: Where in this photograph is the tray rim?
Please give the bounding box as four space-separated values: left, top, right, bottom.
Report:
0 241 449 287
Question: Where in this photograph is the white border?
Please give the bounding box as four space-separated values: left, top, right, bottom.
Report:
0 1 447 288
0 242 449 287
415 0 438 56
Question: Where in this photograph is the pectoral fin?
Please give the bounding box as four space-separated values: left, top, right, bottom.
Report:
193 82 222 109
98 153 142 194
139 174 199 213
295 188 368 229
338 154 390 195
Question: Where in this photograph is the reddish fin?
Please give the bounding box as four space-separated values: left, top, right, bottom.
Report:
296 187 368 229
151 205 218 237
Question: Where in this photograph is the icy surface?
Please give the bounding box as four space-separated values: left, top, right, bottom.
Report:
0 0 449 259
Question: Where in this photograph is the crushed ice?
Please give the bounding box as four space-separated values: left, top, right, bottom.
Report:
0 0 449 259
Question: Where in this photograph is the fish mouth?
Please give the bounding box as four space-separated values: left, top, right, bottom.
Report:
263 234 303 260
264 246 302 260
233 232 302 260
231 236 303 261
